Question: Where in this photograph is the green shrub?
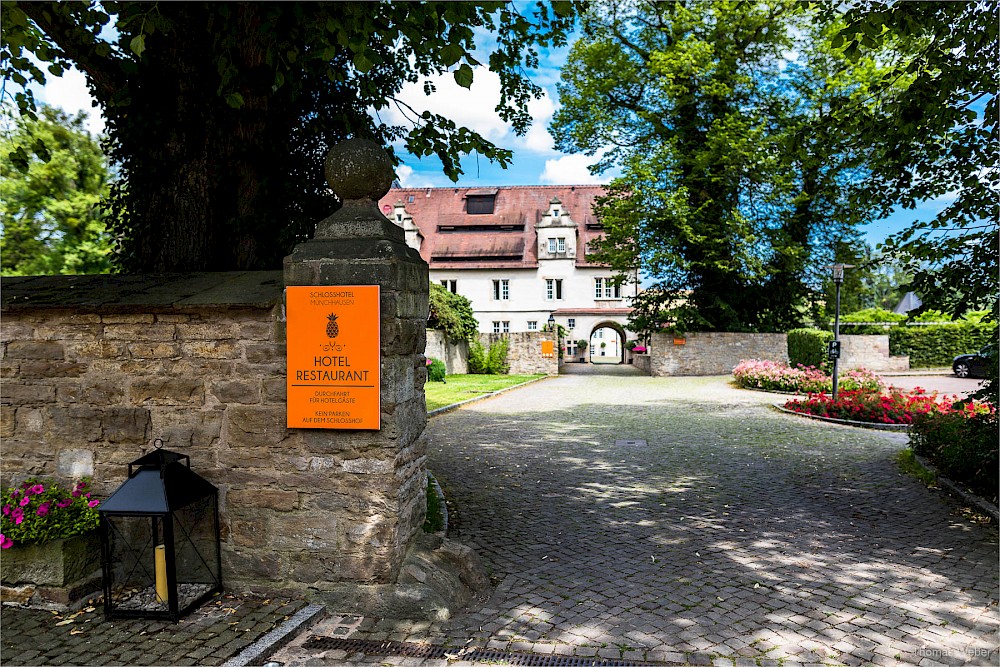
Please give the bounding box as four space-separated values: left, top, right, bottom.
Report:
841 307 907 323
428 283 479 343
910 412 998 504
485 337 510 374
836 307 903 334
427 358 447 382
468 337 510 374
422 476 445 533
889 322 997 367
787 328 833 369
468 340 487 374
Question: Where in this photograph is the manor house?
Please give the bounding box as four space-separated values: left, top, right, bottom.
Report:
378 185 639 361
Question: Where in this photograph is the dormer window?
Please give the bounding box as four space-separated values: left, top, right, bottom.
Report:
465 189 498 214
547 238 566 254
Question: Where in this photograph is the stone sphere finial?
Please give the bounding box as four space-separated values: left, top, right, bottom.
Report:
324 137 394 202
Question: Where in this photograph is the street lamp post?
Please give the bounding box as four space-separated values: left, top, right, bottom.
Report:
827 263 854 401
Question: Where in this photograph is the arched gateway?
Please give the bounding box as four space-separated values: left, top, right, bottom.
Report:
589 320 628 364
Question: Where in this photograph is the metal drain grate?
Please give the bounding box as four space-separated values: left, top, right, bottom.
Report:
300 636 665 666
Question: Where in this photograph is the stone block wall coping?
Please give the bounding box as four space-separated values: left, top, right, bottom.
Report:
1 272 284 313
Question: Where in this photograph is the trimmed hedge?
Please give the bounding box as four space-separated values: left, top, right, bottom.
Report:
889 322 997 368
787 328 833 369
910 412 998 504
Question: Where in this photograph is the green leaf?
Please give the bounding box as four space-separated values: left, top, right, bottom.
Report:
440 43 465 67
129 34 146 58
453 63 474 89
225 92 245 108
353 51 373 74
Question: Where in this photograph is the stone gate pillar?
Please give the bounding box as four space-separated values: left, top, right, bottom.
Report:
283 138 429 586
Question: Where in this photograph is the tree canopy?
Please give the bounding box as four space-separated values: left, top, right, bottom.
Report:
2 1 576 272
827 1 997 319
552 1 877 333
0 103 112 275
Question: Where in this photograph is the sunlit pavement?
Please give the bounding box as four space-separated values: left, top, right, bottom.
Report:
274 374 999 666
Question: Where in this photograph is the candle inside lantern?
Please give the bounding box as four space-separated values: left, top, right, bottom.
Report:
154 544 168 603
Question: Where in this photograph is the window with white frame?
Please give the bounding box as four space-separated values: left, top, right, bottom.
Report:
493 279 509 300
527 321 538 331
493 321 501 333
502 321 510 333
568 318 576 329
595 277 621 299
545 278 563 301
547 237 566 254
440 279 457 293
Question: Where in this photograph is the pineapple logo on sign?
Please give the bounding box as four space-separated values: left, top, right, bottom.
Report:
321 312 345 352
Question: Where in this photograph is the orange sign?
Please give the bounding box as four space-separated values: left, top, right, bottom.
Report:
286 286 380 430
541 340 555 358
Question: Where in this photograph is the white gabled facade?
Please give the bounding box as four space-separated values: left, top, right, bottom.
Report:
379 186 640 361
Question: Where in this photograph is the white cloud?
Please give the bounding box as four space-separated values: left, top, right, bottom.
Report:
394 164 439 188
539 154 610 185
36 66 105 136
381 65 559 157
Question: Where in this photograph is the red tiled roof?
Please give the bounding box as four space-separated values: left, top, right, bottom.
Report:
379 185 607 269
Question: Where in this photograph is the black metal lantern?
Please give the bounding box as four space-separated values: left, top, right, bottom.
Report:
99 441 222 622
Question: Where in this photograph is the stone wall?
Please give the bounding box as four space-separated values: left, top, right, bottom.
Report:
840 335 909 372
646 332 909 376
479 332 559 376
0 270 426 598
649 332 788 376
425 330 468 375
424 331 558 376
633 353 651 375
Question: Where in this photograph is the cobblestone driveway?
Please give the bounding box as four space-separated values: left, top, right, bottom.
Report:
280 374 999 666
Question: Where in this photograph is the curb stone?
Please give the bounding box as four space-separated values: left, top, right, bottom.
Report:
428 375 551 418
770 403 910 432
223 603 326 667
912 454 999 524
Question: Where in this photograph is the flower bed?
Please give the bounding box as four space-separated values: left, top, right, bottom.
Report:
783 388 992 425
732 359 883 394
1 479 100 550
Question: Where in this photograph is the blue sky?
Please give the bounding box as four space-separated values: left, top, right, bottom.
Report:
33 26 943 250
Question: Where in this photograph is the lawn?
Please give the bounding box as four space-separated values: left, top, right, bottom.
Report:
424 374 545 412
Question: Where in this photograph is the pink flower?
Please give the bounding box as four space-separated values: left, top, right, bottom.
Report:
56 498 73 509
13 513 23 526
0 534 12 549
30 484 44 495
35 502 51 517
88 500 99 508
71 489 82 498
18 496 30 507
1 505 10 516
